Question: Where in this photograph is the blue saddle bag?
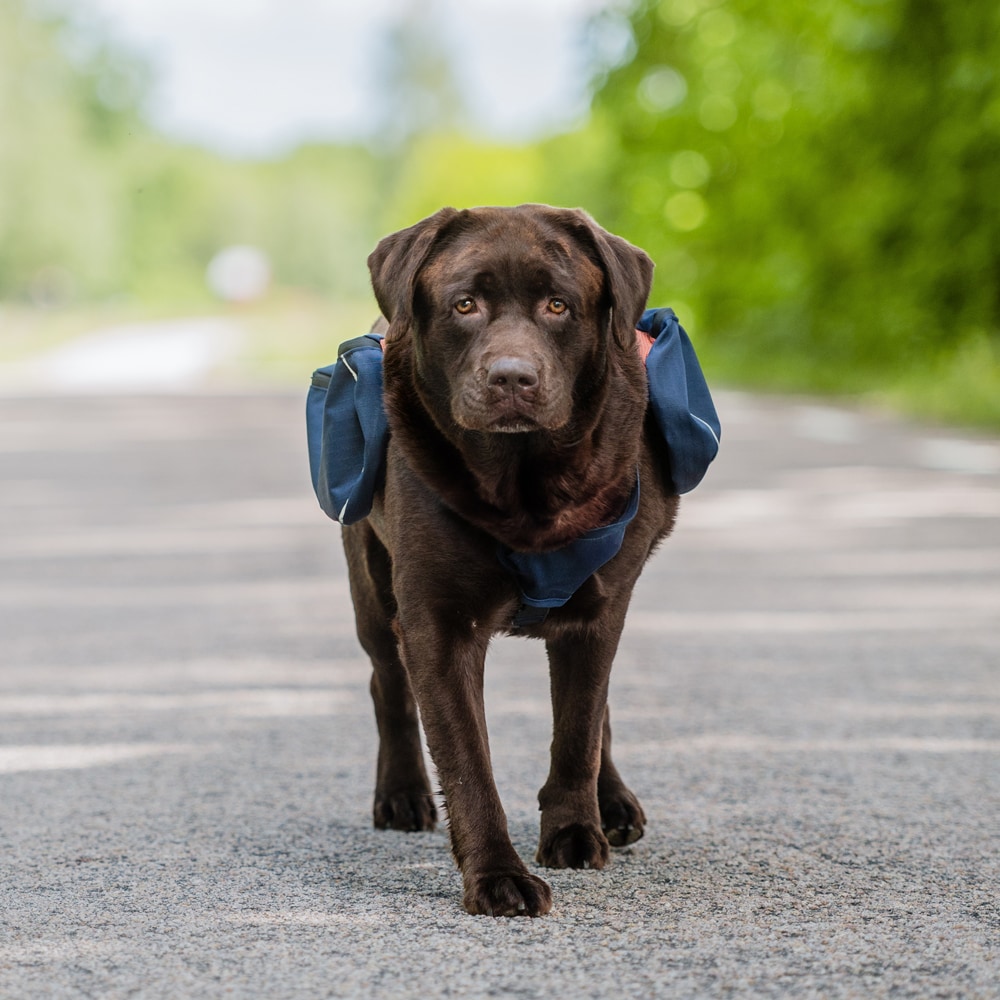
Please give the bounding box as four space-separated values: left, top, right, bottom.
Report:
638 307 721 495
307 309 720 526
306 333 388 525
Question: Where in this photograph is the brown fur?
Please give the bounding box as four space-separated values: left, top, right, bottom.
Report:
343 205 679 916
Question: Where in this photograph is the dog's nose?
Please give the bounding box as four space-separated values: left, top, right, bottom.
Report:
487 357 539 392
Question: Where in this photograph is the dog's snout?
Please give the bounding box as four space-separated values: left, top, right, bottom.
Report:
487 357 539 393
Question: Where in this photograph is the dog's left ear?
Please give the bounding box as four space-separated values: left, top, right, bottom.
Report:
557 209 654 350
368 207 460 341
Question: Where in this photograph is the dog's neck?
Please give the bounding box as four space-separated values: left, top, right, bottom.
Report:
465 427 638 542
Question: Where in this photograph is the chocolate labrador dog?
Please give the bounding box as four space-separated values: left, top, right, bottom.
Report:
343 205 683 916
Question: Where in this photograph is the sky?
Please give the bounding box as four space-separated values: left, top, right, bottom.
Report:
79 0 627 158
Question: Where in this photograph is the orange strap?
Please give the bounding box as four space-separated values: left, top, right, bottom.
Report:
635 327 655 365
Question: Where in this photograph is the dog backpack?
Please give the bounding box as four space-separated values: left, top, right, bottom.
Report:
637 307 721 494
307 307 720 528
307 308 720 621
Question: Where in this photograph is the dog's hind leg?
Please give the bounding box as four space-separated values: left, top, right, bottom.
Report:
536 621 645 867
535 628 615 870
342 522 437 832
597 704 646 846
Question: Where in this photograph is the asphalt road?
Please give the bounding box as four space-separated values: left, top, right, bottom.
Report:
1 387 998 999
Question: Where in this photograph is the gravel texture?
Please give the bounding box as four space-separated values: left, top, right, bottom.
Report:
0 389 998 999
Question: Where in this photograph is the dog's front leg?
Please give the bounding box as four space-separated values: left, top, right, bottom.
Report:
343 523 437 831
397 620 552 917
536 625 624 870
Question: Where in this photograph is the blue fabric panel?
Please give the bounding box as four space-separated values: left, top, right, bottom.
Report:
495 478 641 608
638 307 721 495
306 334 388 524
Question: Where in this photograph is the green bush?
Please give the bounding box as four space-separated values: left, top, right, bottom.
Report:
560 0 1000 423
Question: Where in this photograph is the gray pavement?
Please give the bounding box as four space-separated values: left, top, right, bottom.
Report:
0 387 998 999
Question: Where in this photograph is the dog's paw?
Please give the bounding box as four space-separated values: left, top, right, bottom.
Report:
373 790 437 832
535 822 610 870
463 869 552 917
599 787 646 847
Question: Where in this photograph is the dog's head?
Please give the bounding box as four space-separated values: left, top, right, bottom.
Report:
368 205 653 435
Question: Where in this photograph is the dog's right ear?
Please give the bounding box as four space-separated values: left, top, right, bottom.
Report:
368 208 460 341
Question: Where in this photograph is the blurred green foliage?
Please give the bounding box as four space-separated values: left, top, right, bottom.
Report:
0 0 385 306
576 0 1000 423
1 0 998 425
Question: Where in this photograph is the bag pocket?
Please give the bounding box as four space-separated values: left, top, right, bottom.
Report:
306 335 389 524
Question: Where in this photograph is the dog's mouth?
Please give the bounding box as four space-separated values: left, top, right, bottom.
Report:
453 400 541 433
488 414 539 434
452 364 571 434
454 391 563 434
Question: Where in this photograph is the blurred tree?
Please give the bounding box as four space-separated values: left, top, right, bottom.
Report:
0 0 149 300
371 0 465 153
0 0 384 305
580 0 1000 404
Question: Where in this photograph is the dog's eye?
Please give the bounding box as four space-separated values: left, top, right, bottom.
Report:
547 298 568 315
455 297 478 315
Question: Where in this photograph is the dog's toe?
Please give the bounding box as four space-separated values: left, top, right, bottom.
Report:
599 787 646 847
535 822 610 870
463 869 552 917
373 790 437 832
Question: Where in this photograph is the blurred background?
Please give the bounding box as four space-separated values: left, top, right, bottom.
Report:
1 0 998 425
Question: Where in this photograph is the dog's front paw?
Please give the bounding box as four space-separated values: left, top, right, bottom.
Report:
463 869 553 917
599 786 646 846
373 789 437 832
535 822 610 870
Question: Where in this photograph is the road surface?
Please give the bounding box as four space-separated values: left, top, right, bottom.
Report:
1 387 998 998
